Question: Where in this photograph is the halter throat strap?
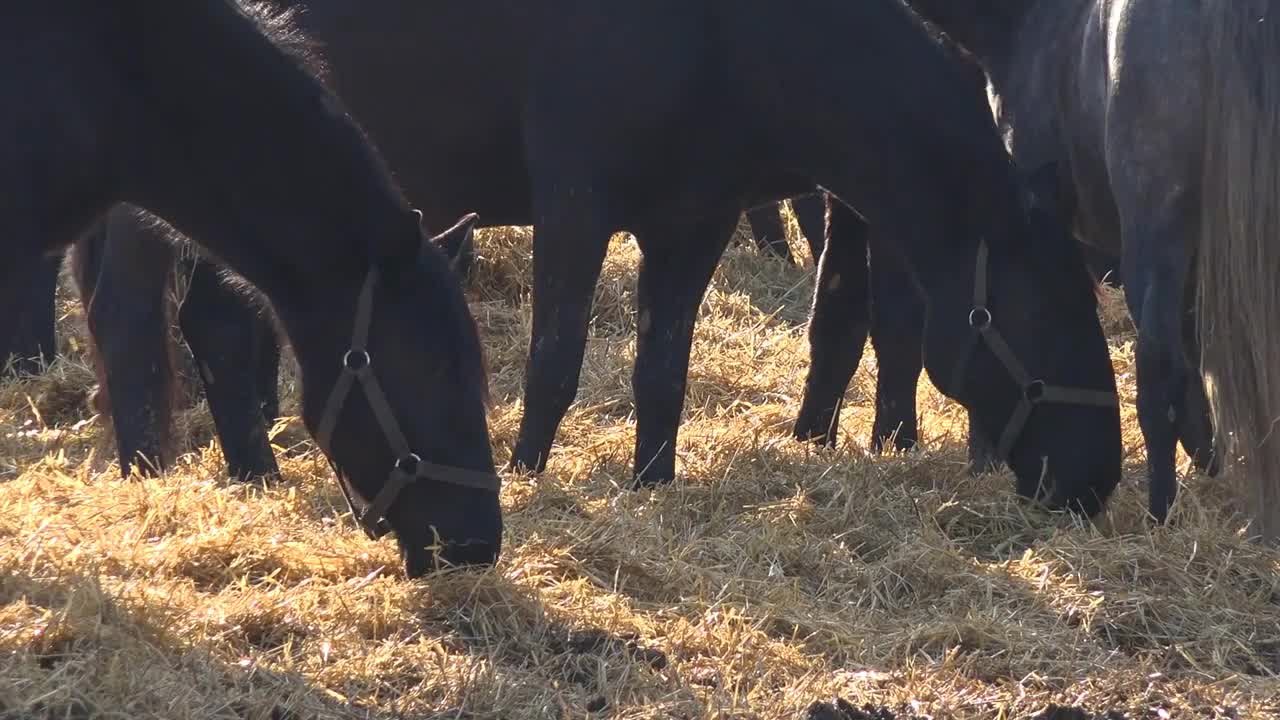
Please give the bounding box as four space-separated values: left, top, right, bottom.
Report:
313 267 500 540
950 240 1119 462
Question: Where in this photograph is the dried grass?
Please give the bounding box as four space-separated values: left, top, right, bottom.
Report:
1 222 1277 719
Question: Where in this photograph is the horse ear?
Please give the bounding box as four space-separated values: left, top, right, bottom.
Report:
426 212 479 277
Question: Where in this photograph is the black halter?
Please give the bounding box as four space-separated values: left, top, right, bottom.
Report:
314 267 501 540
950 240 1119 462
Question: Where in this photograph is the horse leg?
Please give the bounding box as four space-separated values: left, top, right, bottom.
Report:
1082 242 1123 287
3 255 60 377
510 201 613 474
0 251 51 381
1175 276 1218 476
794 201 870 447
792 192 828 266
71 211 177 476
745 203 795 263
868 238 924 453
1121 199 1196 524
631 208 739 485
178 255 280 482
255 313 281 426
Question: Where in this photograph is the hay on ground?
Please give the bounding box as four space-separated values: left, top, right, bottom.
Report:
1 222 1276 720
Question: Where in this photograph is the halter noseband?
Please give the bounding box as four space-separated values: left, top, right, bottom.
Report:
313 267 501 540
949 240 1119 463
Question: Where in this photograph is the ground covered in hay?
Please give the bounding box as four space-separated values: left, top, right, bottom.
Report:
1 214 1278 719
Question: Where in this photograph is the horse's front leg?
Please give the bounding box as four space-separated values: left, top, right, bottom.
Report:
177 253 281 482
71 208 177 477
794 201 871 448
510 189 614 474
631 207 739 485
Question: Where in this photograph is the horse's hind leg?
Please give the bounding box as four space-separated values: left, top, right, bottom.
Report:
1120 197 1198 523
3 255 60 377
256 316 281 426
631 207 739 485
72 209 177 477
178 255 280 482
794 201 871 447
868 236 924 453
1176 276 1218 476
745 203 795 263
510 198 614 474
792 192 828 265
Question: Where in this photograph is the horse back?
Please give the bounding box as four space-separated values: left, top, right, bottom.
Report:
294 0 537 227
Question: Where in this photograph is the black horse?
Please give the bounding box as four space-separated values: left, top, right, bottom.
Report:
75 0 1123 517
891 0 1224 527
0 0 501 575
790 55 1126 467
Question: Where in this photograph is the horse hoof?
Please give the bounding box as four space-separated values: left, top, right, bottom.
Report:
793 426 836 449
227 455 282 484
1193 451 1222 478
88 384 111 415
507 454 547 476
630 472 674 490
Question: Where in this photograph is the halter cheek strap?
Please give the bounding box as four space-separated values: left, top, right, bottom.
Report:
949 240 1119 462
313 267 500 541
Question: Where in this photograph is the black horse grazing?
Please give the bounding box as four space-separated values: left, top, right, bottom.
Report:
891 0 1224 527
0 0 501 575
795 201 1125 462
790 52 1126 468
74 0 1122 517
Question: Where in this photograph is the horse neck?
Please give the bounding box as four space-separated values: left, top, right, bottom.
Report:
117 1 415 310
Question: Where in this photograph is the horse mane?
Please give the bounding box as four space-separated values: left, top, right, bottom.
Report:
233 1 329 80
414 249 494 410
898 0 1022 69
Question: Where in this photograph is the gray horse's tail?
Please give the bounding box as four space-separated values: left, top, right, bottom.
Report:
1199 0 1280 544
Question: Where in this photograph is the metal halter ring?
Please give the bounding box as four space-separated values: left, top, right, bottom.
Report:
395 452 423 475
968 306 993 330
1024 379 1047 405
342 348 371 371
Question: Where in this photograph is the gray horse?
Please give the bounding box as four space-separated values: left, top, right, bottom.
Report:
905 0 1280 542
